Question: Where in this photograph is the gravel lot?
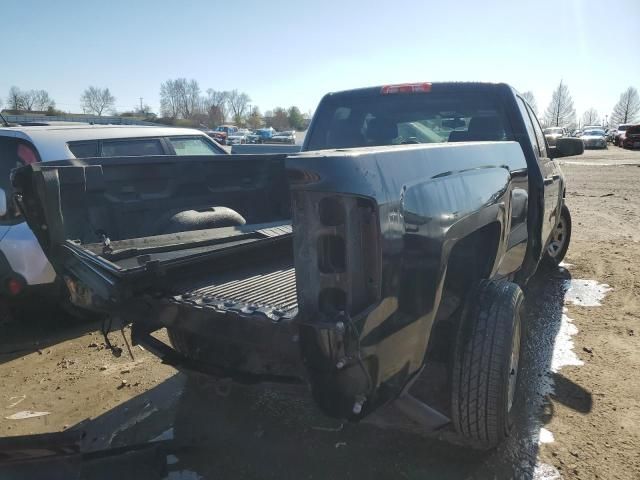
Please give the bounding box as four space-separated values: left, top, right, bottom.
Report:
0 146 638 479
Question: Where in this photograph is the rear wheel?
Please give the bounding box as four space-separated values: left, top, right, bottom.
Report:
543 204 572 267
451 280 524 449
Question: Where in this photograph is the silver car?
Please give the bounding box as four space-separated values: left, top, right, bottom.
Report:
226 129 251 145
581 129 607 149
270 131 296 144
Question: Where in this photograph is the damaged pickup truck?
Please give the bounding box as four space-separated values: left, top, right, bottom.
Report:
13 82 584 449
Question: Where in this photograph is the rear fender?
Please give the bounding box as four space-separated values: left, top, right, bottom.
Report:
286 147 519 419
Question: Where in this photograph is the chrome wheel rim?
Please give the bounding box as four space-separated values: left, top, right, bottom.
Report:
507 315 521 412
547 217 567 258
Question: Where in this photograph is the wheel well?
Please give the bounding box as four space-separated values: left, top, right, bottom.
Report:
425 222 501 362
444 222 501 296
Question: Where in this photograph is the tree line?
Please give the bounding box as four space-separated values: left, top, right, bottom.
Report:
1 80 309 131
3 80 638 131
1 85 118 117
3 86 56 112
522 81 640 130
157 78 308 130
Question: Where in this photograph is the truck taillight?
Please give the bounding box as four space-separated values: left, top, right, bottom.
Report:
381 82 432 95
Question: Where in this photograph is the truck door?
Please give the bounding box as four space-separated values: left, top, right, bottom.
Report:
516 97 559 247
527 104 561 246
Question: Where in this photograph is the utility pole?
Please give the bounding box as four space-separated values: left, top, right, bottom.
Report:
139 97 144 112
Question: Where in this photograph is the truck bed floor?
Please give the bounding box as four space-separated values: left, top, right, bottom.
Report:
171 258 298 319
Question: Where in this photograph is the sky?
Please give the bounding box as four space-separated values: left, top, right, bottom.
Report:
1 0 639 124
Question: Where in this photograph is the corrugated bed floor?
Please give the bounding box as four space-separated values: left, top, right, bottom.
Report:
173 259 297 316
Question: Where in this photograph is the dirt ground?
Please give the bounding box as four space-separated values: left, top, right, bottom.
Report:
537 148 640 479
0 146 638 479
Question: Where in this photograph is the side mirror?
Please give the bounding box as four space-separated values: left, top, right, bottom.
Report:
0 188 6 217
550 137 584 159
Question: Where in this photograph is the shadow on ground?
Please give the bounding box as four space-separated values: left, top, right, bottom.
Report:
0 297 105 365
0 266 593 479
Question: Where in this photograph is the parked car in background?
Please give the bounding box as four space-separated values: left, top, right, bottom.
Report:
0 124 225 316
210 125 238 144
606 128 617 143
614 124 632 146
248 127 275 144
620 124 640 149
270 130 296 144
581 128 607 149
226 129 251 145
543 126 565 145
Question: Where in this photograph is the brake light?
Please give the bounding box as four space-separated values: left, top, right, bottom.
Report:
7 278 23 296
381 82 432 95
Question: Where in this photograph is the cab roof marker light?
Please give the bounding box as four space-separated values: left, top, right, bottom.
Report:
381 83 432 95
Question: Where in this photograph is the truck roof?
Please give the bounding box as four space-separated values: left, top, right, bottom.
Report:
323 82 512 99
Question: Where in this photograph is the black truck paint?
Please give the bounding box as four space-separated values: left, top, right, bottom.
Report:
13 82 583 447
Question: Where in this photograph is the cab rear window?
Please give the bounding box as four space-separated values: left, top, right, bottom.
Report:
68 141 99 158
168 137 220 155
67 136 223 159
102 138 164 157
306 90 513 150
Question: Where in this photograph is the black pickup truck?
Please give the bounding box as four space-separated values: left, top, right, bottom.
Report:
13 82 583 448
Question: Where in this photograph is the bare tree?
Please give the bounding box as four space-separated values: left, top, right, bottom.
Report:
7 86 25 111
203 89 229 123
543 80 576 128
160 78 201 119
581 108 599 126
33 90 55 110
521 91 538 114
160 80 180 118
179 79 201 118
80 86 115 116
21 90 38 110
610 87 640 126
227 90 251 124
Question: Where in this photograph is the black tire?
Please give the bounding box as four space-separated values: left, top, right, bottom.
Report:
451 280 524 449
542 204 572 268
